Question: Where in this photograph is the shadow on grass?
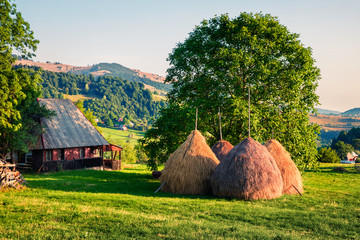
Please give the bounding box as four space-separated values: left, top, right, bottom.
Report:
304 167 359 175
25 169 216 200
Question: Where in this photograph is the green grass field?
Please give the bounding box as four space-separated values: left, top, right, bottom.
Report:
98 127 144 146
0 163 359 239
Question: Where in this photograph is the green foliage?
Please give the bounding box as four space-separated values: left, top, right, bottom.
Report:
140 104 196 170
74 100 97 127
143 12 320 170
121 142 137 163
0 163 359 239
317 129 340 147
0 0 39 61
14 67 168 129
332 141 354 160
0 0 53 161
80 63 172 92
317 147 340 163
331 127 360 150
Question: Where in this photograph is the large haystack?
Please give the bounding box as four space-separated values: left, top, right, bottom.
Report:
211 140 234 162
265 139 304 194
211 137 283 200
160 130 220 195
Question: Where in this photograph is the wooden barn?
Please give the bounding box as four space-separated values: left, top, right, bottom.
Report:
17 99 120 172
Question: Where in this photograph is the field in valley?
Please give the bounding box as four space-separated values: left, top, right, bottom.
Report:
0 163 359 239
309 114 360 131
98 127 145 146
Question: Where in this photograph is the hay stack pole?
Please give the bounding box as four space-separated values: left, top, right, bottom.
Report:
248 87 251 138
211 107 234 162
195 108 198 130
218 107 223 141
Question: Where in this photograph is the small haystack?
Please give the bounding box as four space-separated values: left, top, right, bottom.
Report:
265 139 304 195
160 130 220 195
211 137 283 200
211 140 234 162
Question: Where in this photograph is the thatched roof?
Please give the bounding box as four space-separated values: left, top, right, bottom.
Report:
211 140 234 162
211 137 283 200
160 130 220 195
32 99 108 150
265 139 304 195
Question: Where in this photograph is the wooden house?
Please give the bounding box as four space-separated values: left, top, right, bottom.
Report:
18 99 115 172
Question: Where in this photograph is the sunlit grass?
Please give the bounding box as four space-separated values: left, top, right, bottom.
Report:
0 163 359 239
98 126 144 146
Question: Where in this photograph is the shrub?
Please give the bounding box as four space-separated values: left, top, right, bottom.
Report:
317 147 341 163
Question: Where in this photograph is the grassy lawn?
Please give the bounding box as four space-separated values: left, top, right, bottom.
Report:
98 127 144 146
0 163 359 239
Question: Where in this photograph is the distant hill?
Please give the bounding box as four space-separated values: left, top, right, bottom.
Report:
15 59 171 93
316 108 341 115
13 65 168 130
75 63 171 92
315 107 360 117
342 108 360 117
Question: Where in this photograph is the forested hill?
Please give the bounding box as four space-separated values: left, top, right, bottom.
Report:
15 66 167 130
74 63 172 92
15 59 171 93
342 108 360 116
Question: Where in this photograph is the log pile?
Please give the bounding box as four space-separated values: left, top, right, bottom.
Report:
0 161 27 190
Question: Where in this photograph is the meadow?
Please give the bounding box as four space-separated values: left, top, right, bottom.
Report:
98 126 144 146
0 163 359 239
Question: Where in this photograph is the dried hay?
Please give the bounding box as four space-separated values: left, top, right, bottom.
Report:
211 137 283 200
160 130 220 195
211 140 234 162
265 139 304 195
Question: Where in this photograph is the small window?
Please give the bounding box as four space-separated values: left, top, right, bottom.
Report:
45 150 52 161
57 149 64 160
79 148 85 159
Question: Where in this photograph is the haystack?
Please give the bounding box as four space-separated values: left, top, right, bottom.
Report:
211 140 234 162
160 130 220 195
265 139 304 194
211 137 283 200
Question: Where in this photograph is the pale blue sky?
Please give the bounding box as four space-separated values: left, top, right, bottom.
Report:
16 0 360 112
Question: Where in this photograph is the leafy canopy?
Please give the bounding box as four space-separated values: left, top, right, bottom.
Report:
142 12 320 170
0 0 52 161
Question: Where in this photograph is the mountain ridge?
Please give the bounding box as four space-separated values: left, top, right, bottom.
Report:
316 107 360 116
15 59 170 93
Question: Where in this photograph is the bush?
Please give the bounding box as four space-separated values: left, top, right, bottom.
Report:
317 147 341 163
332 141 354 160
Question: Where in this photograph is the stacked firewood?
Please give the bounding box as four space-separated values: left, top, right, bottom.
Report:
0 162 27 190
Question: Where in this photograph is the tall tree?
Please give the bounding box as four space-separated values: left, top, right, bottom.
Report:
142 12 320 170
0 0 51 162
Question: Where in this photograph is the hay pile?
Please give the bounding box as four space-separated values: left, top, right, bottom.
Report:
265 139 304 195
211 140 234 162
211 137 283 200
160 130 220 195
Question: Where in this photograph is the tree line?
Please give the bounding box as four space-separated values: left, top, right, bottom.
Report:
318 127 360 163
